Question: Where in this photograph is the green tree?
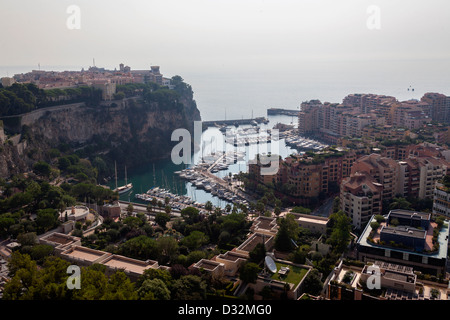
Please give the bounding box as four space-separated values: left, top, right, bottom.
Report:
274 214 300 252
17 232 38 247
171 275 207 300
205 201 213 213
180 231 209 251
157 236 179 264
36 208 59 233
155 211 171 229
138 278 171 300
249 242 266 264
239 262 261 284
180 206 200 224
291 206 312 214
137 268 173 289
389 197 412 211
0 216 16 237
72 267 109 300
3 253 71 300
370 221 380 231
185 250 207 267
103 271 138 300
32 161 52 178
327 211 351 253
118 235 158 260
126 203 134 216
390 218 400 227
303 269 323 296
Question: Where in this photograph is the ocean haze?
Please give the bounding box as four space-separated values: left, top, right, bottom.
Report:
2 57 450 121
1 0 450 120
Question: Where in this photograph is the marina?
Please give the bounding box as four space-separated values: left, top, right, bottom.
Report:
110 114 301 209
134 187 211 213
279 130 328 151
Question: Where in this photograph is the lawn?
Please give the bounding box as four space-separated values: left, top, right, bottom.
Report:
270 262 308 286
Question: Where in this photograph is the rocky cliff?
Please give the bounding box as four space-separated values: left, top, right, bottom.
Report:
0 89 201 179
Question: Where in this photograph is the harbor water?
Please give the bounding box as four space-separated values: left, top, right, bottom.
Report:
109 114 301 208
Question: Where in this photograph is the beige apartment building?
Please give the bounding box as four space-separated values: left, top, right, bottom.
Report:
340 172 383 229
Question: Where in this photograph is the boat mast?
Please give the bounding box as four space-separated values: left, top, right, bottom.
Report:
115 161 118 190
125 166 128 186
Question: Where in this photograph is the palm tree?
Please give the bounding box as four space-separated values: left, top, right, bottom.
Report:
389 197 411 211
205 201 213 214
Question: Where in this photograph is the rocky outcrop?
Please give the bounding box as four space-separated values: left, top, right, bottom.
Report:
0 91 201 178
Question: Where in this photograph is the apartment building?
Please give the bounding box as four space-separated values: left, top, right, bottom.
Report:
356 210 449 276
417 157 449 199
340 172 383 229
273 149 357 199
350 153 448 201
433 181 450 218
283 157 324 198
390 100 432 130
421 92 450 124
248 154 281 185
351 154 399 201
361 125 408 142
342 93 397 114
298 100 322 135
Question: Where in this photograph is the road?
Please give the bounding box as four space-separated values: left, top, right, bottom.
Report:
118 201 182 218
311 196 335 217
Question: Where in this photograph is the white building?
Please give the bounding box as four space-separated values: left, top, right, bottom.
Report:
418 157 448 199
433 182 450 218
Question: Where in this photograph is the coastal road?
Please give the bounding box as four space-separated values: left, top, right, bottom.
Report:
118 201 181 218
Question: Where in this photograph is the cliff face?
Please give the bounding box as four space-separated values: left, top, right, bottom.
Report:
0 91 201 178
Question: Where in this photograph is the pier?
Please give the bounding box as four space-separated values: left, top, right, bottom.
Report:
267 108 300 116
202 116 268 130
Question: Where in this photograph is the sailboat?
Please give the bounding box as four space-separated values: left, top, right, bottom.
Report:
114 162 133 194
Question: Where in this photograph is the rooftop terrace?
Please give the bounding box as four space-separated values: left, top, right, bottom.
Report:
101 255 157 274
269 262 309 287
194 259 223 271
380 226 426 240
237 233 273 253
358 215 450 259
61 246 110 263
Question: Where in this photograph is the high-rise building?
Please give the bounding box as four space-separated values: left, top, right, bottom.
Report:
416 157 448 199
350 152 449 201
340 172 383 229
342 93 397 114
351 154 399 201
421 92 450 124
298 100 323 135
432 181 450 218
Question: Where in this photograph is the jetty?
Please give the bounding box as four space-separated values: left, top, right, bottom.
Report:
202 116 268 130
267 108 300 116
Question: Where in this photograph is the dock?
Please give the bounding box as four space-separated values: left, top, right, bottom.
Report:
202 117 268 130
267 108 300 116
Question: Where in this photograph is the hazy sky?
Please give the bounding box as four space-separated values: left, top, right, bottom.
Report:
1 0 449 75
1 0 450 119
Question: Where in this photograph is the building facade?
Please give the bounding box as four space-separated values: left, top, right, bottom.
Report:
340 172 383 229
